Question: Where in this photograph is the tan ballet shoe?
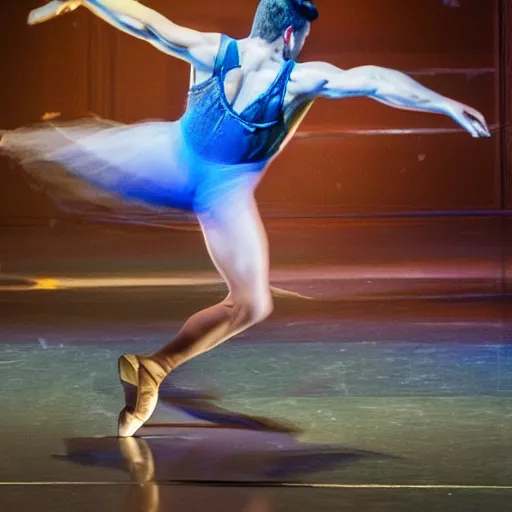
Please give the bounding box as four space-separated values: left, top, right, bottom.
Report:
117 354 167 437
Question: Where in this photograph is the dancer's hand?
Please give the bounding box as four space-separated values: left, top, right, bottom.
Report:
28 1 81 26
442 99 491 138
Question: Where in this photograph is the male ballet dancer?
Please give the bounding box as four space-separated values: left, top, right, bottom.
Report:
2 0 490 436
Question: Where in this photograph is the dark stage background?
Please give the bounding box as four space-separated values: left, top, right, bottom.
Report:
0 0 510 223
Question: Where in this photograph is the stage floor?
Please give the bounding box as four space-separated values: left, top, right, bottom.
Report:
0 219 511 511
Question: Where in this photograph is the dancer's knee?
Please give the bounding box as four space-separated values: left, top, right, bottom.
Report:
238 291 273 327
255 292 274 323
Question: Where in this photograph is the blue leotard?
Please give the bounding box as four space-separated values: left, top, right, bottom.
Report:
1 35 297 214
182 35 295 165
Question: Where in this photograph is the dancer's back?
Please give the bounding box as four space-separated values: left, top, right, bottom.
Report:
181 35 298 166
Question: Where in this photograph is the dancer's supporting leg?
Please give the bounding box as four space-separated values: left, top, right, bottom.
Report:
118 189 273 436
154 193 273 370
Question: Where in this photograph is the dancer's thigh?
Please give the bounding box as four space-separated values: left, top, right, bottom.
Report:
196 181 270 308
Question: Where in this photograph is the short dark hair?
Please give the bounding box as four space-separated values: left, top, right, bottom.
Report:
250 0 319 42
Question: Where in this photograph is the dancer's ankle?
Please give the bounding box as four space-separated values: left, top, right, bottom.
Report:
146 353 175 376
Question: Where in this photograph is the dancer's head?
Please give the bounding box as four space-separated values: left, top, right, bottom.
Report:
250 0 319 59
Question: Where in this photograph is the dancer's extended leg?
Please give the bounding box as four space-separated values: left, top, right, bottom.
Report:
118 189 273 436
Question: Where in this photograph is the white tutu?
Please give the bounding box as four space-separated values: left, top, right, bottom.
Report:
1 116 198 219
2 116 267 223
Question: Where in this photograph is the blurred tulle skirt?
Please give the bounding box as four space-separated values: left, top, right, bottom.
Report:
1 116 266 223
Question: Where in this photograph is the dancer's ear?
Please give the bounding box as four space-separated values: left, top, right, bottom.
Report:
284 26 293 47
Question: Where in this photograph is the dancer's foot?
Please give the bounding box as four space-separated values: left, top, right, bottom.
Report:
117 354 167 437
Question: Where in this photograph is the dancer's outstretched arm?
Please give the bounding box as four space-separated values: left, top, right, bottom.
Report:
28 1 220 70
28 1 85 25
292 62 490 138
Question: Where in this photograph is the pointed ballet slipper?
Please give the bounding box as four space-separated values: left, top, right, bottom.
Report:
117 354 167 437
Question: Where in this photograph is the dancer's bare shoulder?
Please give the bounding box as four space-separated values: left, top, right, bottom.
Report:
287 61 345 100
